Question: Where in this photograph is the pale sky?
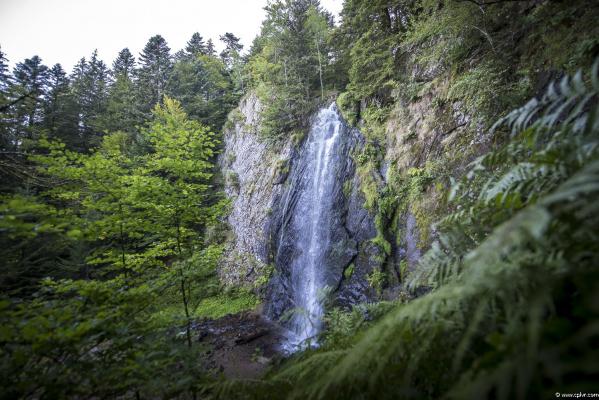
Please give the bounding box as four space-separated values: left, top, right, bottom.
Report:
0 0 343 72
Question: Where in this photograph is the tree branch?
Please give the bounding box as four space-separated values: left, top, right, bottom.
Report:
0 91 35 113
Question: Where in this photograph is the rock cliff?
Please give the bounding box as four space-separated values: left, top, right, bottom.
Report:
219 94 382 320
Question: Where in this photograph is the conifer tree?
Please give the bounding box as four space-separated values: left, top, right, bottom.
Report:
219 32 243 69
168 54 235 130
112 48 135 78
70 50 109 147
136 35 172 115
102 48 139 134
0 46 10 94
219 32 246 94
43 64 80 148
10 56 49 145
205 39 216 56
0 47 12 152
185 32 208 58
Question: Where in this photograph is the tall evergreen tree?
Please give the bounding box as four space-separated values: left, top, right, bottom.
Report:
10 56 50 144
112 48 135 78
101 48 140 135
136 35 172 115
70 50 109 148
43 64 80 147
247 0 333 137
0 46 10 94
219 32 243 69
0 47 12 152
219 32 246 94
205 39 216 56
168 54 234 130
185 32 208 58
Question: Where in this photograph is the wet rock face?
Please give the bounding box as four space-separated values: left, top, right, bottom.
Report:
219 93 293 288
335 172 381 305
265 105 381 324
221 94 381 329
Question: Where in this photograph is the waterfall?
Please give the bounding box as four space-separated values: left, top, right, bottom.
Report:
276 102 345 351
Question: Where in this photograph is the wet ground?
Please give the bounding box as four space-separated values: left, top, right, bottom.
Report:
194 312 287 379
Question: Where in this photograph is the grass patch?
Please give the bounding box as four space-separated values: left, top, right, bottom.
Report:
149 292 260 326
195 293 260 319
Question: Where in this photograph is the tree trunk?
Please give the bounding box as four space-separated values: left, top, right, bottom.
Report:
176 220 192 348
119 203 127 271
180 270 192 348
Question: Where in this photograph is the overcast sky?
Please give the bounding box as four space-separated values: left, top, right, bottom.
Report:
0 0 343 72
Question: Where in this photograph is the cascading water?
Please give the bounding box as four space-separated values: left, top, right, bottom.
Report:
275 102 345 351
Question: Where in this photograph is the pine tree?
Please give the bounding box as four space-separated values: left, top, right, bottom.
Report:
112 48 135 78
168 54 234 130
10 56 50 145
12 56 49 124
70 50 109 148
104 76 139 136
219 32 243 69
0 47 12 152
136 35 172 115
102 48 140 135
219 32 247 95
43 64 80 148
185 32 208 58
0 46 10 94
205 39 216 56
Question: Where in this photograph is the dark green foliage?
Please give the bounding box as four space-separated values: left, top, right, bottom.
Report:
247 0 335 139
206 38 216 56
184 32 208 59
168 54 236 131
0 47 10 93
0 47 12 164
136 35 172 115
9 56 49 146
102 49 141 135
112 47 135 77
70 51 110 149
0 274 212 399
220 32 247 96
220 32 243 69
0 195 74 294
103 66 141 135
43 64 80 147
336 0 599 140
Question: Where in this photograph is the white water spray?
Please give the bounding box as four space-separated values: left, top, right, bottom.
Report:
279 103 344 350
